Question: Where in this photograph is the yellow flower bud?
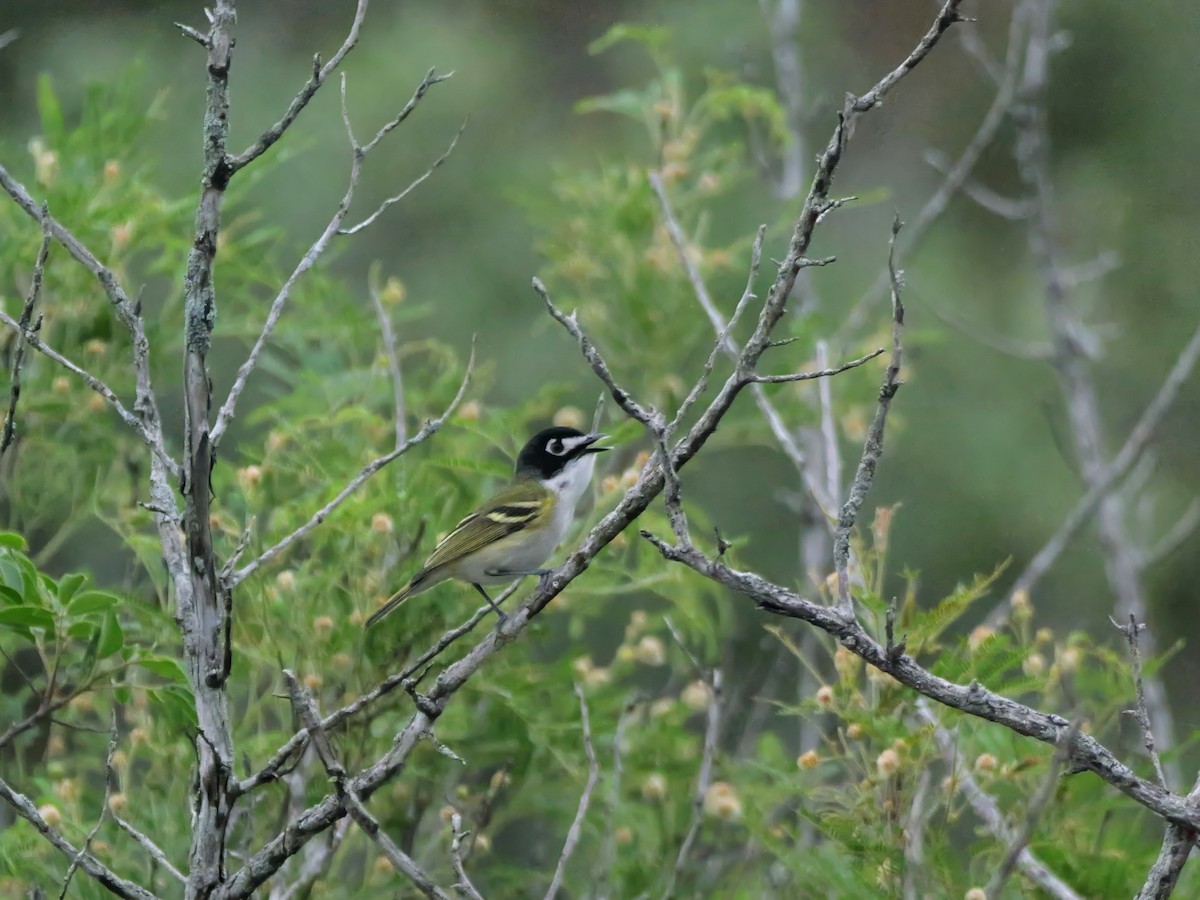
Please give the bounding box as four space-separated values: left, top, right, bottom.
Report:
702 781 742 820
370 513 394 535
312 615 334 636
634 635 666 666
38 804 62 827
797 750 820 770
876 748 901 777
681 680 712 712
640 773 668 802
974 753 997 773
814 685 835 708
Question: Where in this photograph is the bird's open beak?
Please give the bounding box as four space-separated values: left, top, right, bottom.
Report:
582 432 610 453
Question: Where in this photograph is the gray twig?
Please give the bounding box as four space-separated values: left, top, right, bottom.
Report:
449 813 485 900
1 205 51 455
662 669 722 900
1111 615 1168 787
283 670 450 899
230 347 474 587
368 275 407 448
986 722 1080 899
211 67 453 450
225 0 370 174
113 814 186 884
544 685 600 900
340 118 466 235
833 215 905 618
0 775 155 900
60 713 120 899
918 702 1083 900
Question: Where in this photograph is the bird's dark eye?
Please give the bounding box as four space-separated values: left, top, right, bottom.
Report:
547 438 566 455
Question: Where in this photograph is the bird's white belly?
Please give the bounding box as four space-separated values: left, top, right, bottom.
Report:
447 515 568 585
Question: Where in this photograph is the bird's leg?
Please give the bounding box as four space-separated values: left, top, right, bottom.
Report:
472 583 508 622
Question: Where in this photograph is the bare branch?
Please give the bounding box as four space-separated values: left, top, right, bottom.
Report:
918 702 1083 900
283 670 451 899
1005 318 1200 604
0 310 178 477
60 714 119 899
340 119 466 236
662 669 722 900
113 814 186 884
369 276 407 448
0 775 156 900
544 685 599 900
449 813 485 900
851 1 966 111
231 348 473 587
986 722 1079 898
1141 499 1200 569
1111 615 1169 787
225 0 370 174
236 586 510 797
745 348 885 384
643 536 1196 831
2 204 51 456
902 769 931 900
833 216 905 617
211 67 453 449
534 278 660 428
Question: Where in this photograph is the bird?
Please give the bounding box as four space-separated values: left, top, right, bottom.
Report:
365 426 609 627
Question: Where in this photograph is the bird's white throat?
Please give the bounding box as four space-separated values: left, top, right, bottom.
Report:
545 453 597 516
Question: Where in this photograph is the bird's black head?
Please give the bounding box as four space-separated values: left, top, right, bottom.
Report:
515 426 609 479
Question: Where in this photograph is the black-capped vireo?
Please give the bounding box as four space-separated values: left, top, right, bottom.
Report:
365 426 609 626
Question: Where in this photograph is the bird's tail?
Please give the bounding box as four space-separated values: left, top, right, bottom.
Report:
365 569 433 628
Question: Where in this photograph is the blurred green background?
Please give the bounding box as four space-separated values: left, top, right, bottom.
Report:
2 0 1200 894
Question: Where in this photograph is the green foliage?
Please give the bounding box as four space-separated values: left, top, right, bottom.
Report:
0 24 1193 900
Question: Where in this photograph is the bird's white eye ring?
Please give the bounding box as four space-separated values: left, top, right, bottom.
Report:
547 438 566 455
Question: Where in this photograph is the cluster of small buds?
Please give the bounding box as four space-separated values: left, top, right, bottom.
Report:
552 406 585 430
640 773 668 802
876 748 901 777
371 513 394 535
814 684 835 708
797 750 820 771
974 753 997 773
681 679 712 711
702 781 742 821
633 634 666 666
236 465 263 491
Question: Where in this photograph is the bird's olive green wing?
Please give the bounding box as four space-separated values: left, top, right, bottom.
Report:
421 481 552 571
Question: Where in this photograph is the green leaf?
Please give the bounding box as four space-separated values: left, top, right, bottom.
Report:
37 74 65 141
588 23 670 57
67 620 98 641
58 573 87 605
137 656 188 684
0 606 55 631
149 685 198 731
97 611 124 658
0 585 21 605
0 532 27 550
68 590 122 617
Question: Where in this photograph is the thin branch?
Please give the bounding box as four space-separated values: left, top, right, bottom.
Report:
745 349 885 384
2 205 51 455
225 0 370 175
60 714 119 899
236 587 510 797
0 310 178 477
642 535 1195 831
594 699 638 895
839 0 1027 340
534 279 660 428
918 702 1083 900
113 814 186 884
986 722 1079 899
1141 500 1200 570
211 67 452 449
340 119 466 236
368 276 407 448
1005 318 1200 604
662 669 722 900
0 775 156 900
230 348 474 587
902 769 932 900
833 215 905 618
544 685 599 900
449 813 485 900
1111 615 1168 787
283 670 451 899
